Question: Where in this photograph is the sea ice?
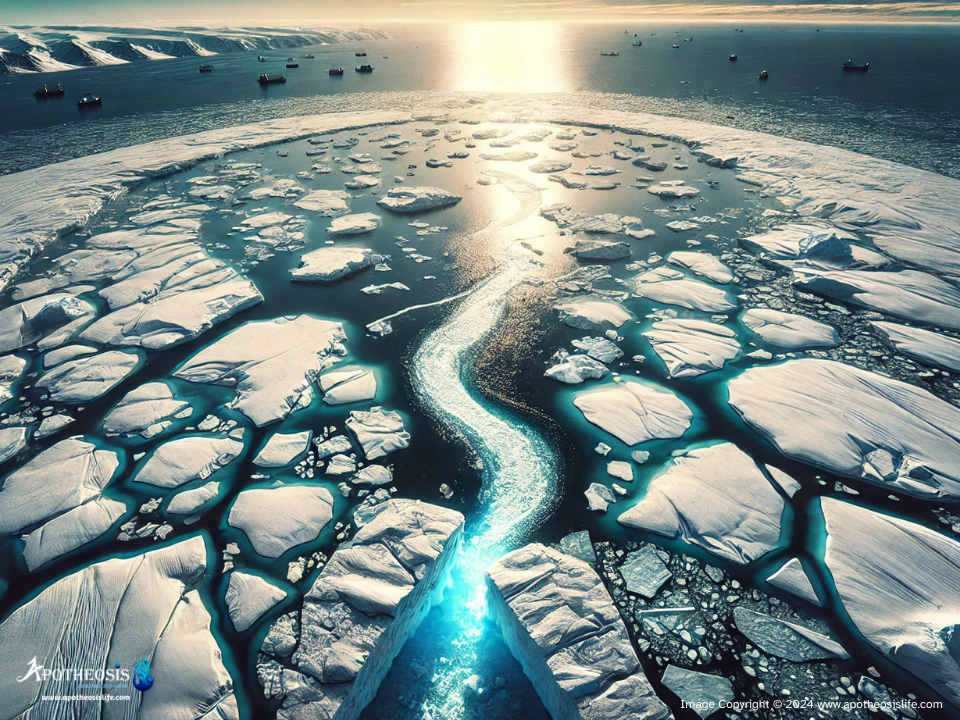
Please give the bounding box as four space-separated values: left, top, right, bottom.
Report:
225 572 289 632
573 379 692 445
228 485 335 558
102 381 191 438
741 308 838 349
631 267 738 313
554 297 634 331
319 367 378 405
327 213 381 235
667 251 735 284
346 407 410 460
132 433 244 488
871 320 960 372
254 431 312 467
643 318 740 378
291 247 377 282
376 186 461 213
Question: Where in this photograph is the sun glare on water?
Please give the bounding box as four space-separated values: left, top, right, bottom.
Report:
449 21 572 93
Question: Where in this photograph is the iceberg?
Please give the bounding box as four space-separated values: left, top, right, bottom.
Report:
0 293 94 352
346 407 410 460
22 496 126 571
732 607 848 662
327 213 381 236
766 557 821 607
229 484 335 558
545 351 609 384
554 297 634 331
573 379 692 446
485 544 671 720
376 186 461 213
291 247 377 282
167 480 220 515
294 189 352 217
319 367 378 405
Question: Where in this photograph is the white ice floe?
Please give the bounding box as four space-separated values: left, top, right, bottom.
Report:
319 367 378 405
644 318 740 379
766 557 822 606
871 320 960 372
485 544 671 720
0 427 29 464
229 484 335 558
294 189 352 216
741 308 839 349
529 159 571 174
133 433 244 488
618 443 788 564
0 535 238 719
631 267 738 313
733 607 848 662
585 482 617 512
291 247 377 282
0 354 26 402
254 431 312 467
36 349 141 403
263 500 463 719
0 294 94 352
35 413 74 439
607 460 634 482
540 204 649 238
22 496 126 571
346 406 410 460
647 181 699 199
822 497 960 707
573 378 692 446
568 238 631 260
325 454 356 475
327 212 381 235
667 251 735 284
102 380 191 438
225 572 288 632
241 211 292 229
729 358 960 499
168 480 221 515
554 296 634 331
43 343 97 368
376 186 461 213
174 315 347 426
571 336 622 363
545 350 609 384
795 268 960 331
352 464 393 486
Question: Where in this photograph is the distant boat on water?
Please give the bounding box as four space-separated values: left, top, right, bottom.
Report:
329 67 344 76
199 64 213 73
258 73 286 85
355 64 374 73
34 83 64 98
842 60 870 72
672 44 679 49
286 62 299 68
729 54 738 61
632 40 642 47
77 92 101 108
759 70 769 80
600 51 619 56
356 51 367 57
258 55 266 62
304 54 315 59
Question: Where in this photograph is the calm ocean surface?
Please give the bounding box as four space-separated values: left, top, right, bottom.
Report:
2 21 960 176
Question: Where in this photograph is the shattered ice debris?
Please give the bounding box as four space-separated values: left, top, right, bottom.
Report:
0 426 29 464
291 247 378 282
0 436 119 535
174 315 347 427
574 378 692 446
0 293 95 353
667 250 734 284
646 181 699 199
539 204 651 238
665 220 700 233
241 211 292 229
225 572 289 632
741 308 839 349
644 318 740 379
0 536 239 719
794 267 960 331
376 186 461 213
571 336 622 363
619 545 671 599
544 350 609 385
361 282 409 294
765 558 822 607
133 433 244 489
254 431 312 468
319 367 378 405
554 296 634 331
618 443 790 564
822 497 960 707
485 544 671 720
36 349 142 403
346 406 410 460
228 484 334 558
260 499 464 720
568 238 631 260
102 381 191 438
585 482 617 512
871 320 960 373
728 358 960 499
733 607 848 662
167 481 221 515
660 666 732 720
293 189 352 217
631 267 737 313
327 212 381 235
741 223 886 268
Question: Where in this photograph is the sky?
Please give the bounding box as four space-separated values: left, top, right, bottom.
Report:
1 0 958 25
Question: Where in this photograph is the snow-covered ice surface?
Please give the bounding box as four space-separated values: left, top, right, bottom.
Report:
1 99 960 718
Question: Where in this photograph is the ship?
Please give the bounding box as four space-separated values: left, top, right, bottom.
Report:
759 70 769 80
600 51 619 57
632 40 642 47
199 64 214 73
355 64 374 73
329 67 344 76
77 92 101 108
286 62 299 68
729 54 738 61
356 51 367 57
34 83 65 98
258 74 286 85
842 60 870 72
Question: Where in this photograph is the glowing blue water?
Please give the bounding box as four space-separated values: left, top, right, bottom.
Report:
409 174 560 717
